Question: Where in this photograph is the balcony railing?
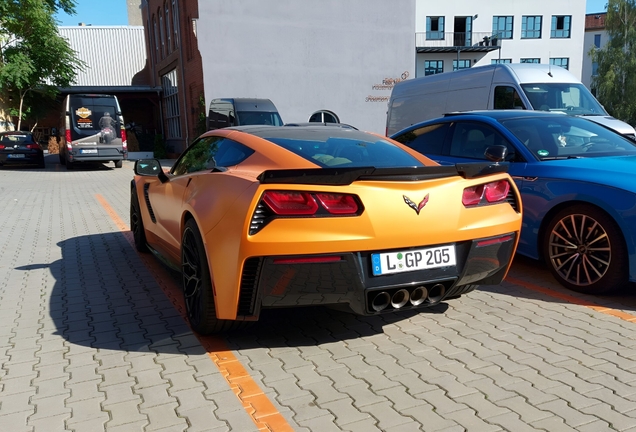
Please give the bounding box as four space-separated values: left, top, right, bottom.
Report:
416 32 501 49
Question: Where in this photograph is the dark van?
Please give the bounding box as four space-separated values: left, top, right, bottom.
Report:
59 94 127 169
207 98 283 130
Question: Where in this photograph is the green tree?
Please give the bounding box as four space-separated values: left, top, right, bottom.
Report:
590 0 636 125
0 0 83 130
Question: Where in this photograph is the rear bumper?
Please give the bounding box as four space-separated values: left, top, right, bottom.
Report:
235 232 517 319
68 147 126 163
0 151 43 165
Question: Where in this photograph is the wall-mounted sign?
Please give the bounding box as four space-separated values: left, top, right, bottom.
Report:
366 71 410 102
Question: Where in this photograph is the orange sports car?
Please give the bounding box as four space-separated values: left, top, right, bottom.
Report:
130 125 522 334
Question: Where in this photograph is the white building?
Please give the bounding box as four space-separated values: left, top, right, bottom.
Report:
415 0 586 79
196 0 415 134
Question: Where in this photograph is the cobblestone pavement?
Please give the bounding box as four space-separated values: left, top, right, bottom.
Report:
1 156 636 431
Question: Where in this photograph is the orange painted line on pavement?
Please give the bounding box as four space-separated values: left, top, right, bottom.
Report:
96 194 294 432
506 276 636 323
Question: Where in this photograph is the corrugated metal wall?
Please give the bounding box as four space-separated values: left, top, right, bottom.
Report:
58 26 147 86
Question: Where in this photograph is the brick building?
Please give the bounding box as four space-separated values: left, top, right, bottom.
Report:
141 0 203 154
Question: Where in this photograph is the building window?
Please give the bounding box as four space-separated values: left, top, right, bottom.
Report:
550 57 569 70
492 16 513 39
551 15 571 38
521 16 542 39
521 58 540 63
159 9 165 58
453 59 471 71
592 62 599 76
153 14 159 61
425 60 443 75
172 0 179 48
594 34 601 48
165 2 172 53
491 59 512 64
426 16 445 40
162 69 181 138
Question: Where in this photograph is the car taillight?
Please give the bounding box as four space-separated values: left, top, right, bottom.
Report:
26 144 39 149
251 190 363 234
463 180 510 207
315 193 359 215
121 129 127 150
65 129 71 145
0 144 4 149
263 191 319 215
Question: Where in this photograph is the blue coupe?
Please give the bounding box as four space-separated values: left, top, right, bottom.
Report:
391 110 636 294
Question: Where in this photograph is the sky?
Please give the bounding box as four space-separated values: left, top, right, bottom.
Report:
56 0 609 27
56 0 129 26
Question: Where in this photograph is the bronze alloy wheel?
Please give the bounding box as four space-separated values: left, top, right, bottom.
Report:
543 205 627 294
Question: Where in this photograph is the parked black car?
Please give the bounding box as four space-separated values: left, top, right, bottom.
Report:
0 131 45 168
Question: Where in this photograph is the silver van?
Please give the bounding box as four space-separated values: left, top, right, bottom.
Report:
386 63 636 139
59 94 127 169
207 98 283 130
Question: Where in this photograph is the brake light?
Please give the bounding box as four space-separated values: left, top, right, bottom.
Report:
463 180 510 207
315 193 359 214
26 144 39 149
263 191 319 215
121 129 127 150
484 180 510 203
0 145 4 150
65 129 71 145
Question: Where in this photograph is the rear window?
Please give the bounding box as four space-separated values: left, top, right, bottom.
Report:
0 133 35 144
268 137 425 168
237 111 283 126
68 96 122 140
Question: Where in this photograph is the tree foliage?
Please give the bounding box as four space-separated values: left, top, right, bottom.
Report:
590 0 636 126
0 0 83 130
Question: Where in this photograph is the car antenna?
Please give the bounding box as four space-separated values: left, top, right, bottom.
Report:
548 52 553 77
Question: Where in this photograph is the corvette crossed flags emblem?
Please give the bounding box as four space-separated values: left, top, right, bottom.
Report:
403 194 429 215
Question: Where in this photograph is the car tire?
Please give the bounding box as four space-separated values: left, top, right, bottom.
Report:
66 160 74 170
37 157 45 169
181 219 242 334
543 204 628 294
114 160 123 168
59 153 66 165
130 188 148 253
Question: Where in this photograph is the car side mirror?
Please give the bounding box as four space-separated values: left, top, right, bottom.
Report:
484 145 507 163
135 159 170 183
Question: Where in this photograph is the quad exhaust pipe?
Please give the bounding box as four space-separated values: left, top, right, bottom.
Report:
369 282 449 312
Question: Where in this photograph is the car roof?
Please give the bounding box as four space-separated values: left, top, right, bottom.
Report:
225 125 380 142
442 109 569 120
0 131 33 135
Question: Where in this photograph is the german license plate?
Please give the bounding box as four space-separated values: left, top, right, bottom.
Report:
8 153 25 158
80 149 98 154
371 245 456 276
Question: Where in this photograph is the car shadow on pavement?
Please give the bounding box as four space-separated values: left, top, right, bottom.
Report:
15 230 457 353
15 232 207 356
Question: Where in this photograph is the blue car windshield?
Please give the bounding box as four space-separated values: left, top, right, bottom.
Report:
268 137 425 168
500 116 636 160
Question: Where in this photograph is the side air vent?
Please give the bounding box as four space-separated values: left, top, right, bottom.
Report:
237 257 262 316
144 183 156 223
249 202 273 235
506 187 519 213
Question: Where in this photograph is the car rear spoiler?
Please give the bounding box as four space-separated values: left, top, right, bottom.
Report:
258 162 509 186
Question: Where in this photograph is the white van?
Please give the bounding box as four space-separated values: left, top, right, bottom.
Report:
386 63 636 139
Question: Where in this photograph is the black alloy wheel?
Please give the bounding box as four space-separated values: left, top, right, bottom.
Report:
114 160 123 168
130 189 148 253
543 204 627 294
